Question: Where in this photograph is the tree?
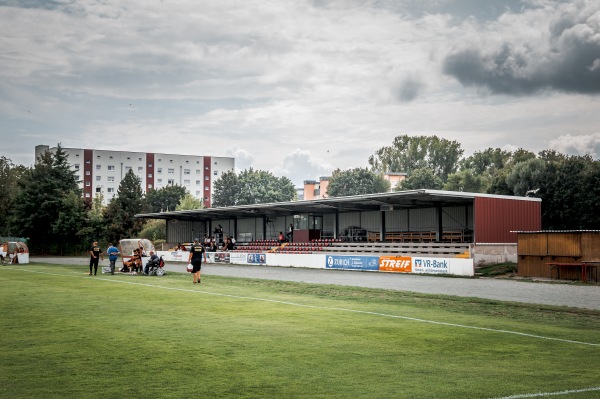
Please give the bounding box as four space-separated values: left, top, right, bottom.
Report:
176 193 203 210
11 144 85 254
212 168 296 206
0 156 27 236
327 168 390 197
144 185 187 213
397 168 444 190
104 169 145 243
78 193 107 246
139 219 166 241
444 169 488 192
212 170 239 207
505 158 546 196
369 134 463 182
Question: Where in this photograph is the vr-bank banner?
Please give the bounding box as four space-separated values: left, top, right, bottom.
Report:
325 255 380 271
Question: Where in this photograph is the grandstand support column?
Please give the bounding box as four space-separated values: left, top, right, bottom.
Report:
436 204 443 242
262 216 267 242
380 211 386 243
334 212 339 240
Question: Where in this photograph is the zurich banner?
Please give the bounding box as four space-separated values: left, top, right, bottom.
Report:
326 255 380 271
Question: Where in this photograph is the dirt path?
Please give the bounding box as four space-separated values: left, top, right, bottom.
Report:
30 257 600 311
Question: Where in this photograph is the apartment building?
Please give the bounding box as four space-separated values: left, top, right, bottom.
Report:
35 145 234 207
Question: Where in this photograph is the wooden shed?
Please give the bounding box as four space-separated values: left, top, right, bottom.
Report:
517 231 600 282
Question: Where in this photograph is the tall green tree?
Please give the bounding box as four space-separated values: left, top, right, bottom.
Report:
398 168 444 190
212 169 295 206
0 156 27 236
104 169 145 243
212 170 239 207
327 168 390 197
144 185 187 213
369 134 463 182
176 193 203 210
444 169 488 192
12 144 85 254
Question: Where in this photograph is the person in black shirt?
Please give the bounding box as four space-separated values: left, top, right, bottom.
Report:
188 238 206 284
89 241 103 275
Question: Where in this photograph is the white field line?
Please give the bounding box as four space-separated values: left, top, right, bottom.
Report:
488 386 600 399
5 267 600 348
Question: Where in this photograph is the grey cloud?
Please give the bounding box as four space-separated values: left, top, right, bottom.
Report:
443 2 600 95
394 76 423 102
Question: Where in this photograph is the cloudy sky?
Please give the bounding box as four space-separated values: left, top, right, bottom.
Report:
1 0 600 186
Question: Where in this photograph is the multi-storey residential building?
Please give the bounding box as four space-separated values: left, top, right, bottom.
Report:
35 145 235 207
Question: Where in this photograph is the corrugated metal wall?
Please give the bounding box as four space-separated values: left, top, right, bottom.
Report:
167 220 206 243
474 197 541 243
385 209 409 231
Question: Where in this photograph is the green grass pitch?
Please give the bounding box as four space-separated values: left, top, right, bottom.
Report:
1 263 599 399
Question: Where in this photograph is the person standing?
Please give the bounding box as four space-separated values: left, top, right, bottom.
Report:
286 223 294 242
106 243 120 275
188 238 206 284
89 241 104 275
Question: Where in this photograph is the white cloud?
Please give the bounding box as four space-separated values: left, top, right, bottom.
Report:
548 132 600 158
1 0 600 176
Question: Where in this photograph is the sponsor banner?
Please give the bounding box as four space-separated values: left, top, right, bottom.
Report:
379 256 412 273
412 257 449 274
246 253 267 264
213 252 231 264
229 253 248 264
325 255 380 271
157 250 187 262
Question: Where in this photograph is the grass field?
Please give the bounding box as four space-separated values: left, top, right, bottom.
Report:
1 263 599 399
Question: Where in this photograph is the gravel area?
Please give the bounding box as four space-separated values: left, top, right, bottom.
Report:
29 257 600 311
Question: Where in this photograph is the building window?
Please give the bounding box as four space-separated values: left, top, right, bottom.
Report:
157 179 162 184
138 166 143 172
85 159 91 164
125 166 132 172
96 176 101 181
196 191 201 196
148 173 153 178
169 159 173 163
168 168 174 174
185 160 189 164
183 169 190 175
96 187 101 193
108 165 115 171
184 179 190 185
73 164 80 170
97 155 101 159
85 171 90 176
96 164 101 170
107 188 114 193
85 181 91 186
107 176 115 182
139 157 142 161
205 176 209 180
157 168 162 173
196 169 201 174
148 184 153 189
196 180 201 185
76 154 80 157
213 170 218 175
148 163 153 167
205 186 209 191
85 193 91 198
127 157 131 160
168 179 175 185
